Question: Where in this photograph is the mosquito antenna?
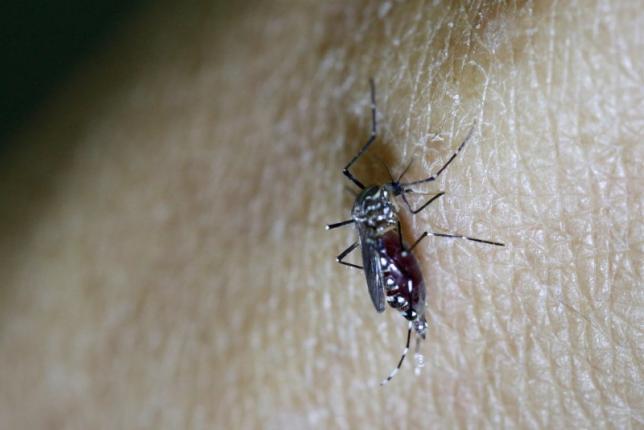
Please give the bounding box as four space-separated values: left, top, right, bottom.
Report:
380 321 413 386
373 155 395 182
397 159 414 182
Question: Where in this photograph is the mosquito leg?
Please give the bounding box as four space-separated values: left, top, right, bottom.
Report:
427 231 505 247
326 219 354 230
343 78 377 190
380 321 412 386
336 241 362 269
408 232 429 252
397 221 403 250
401 191 445 215
401 123 476 187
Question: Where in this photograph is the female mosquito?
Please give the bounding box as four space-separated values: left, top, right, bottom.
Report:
326 79 504 385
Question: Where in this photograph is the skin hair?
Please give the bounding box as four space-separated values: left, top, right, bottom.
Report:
0 1 640 428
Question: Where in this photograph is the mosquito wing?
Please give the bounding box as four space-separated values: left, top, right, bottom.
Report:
358 230 386 313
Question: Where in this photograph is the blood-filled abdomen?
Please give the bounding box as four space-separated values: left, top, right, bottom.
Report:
378 230 426 320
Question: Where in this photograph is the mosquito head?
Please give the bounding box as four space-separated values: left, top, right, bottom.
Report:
351 185 399 235
386 180 405 197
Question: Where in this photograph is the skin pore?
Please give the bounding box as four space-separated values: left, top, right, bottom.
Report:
0 0 641 428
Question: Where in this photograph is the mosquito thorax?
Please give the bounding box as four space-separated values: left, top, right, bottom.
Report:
351 185 399 234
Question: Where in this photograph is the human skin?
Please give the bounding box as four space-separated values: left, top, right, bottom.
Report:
0 0 641 428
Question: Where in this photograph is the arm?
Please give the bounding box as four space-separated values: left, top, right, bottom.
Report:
0 1 640 428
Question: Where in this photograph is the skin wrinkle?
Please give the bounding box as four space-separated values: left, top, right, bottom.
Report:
0 0 641 428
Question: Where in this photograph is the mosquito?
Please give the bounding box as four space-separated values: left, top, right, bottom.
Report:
326 78 504 385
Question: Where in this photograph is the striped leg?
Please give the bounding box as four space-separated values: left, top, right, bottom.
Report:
426 232 505 247
380 321 413 386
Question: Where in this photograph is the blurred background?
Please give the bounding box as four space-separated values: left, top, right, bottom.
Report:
0 0 148 147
